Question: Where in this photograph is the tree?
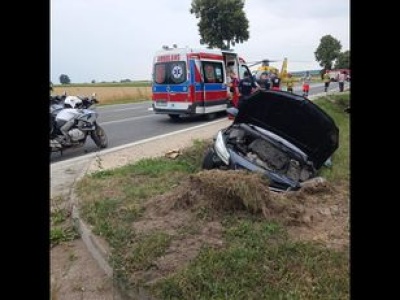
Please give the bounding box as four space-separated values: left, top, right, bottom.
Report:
314 35 342 70
190 0 249 50
334 50 350 69
59 74 71 84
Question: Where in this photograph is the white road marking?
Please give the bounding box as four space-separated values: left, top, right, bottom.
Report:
102 114 156 125
52 118 227 168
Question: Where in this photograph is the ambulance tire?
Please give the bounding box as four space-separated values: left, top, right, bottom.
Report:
168 114 181 121
205 113 217 120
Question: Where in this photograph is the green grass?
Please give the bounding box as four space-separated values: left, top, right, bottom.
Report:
50 196 80 247
315 92 350 183
50 226 80 247
75 93 350 299
152 219 348 300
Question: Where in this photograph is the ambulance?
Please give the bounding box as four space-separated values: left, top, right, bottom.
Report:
151 46 252 120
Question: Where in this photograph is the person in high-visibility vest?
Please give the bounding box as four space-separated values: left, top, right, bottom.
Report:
285 73 295 93
323 70 331 92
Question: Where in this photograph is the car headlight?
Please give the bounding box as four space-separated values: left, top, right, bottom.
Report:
214 131 230 165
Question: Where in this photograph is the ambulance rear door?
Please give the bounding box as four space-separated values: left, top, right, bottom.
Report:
153 59 188 110
188 56 204 107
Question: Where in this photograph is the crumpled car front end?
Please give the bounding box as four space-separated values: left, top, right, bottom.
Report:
202 90 339 192
203 124 317 192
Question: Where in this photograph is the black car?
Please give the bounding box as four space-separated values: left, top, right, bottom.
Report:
202 90 339 192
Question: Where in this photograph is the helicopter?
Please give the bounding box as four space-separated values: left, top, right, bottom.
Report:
247 58 289 82
245 58 289 90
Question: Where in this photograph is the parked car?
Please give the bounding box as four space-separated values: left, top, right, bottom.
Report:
202 90 339 192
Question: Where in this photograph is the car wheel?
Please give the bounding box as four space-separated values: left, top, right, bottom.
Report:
202 148 217 169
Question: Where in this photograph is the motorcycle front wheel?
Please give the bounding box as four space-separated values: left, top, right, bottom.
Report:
91 124 108 148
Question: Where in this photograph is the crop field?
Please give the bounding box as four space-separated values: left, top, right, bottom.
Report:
52 85 152 105
51 76 323 106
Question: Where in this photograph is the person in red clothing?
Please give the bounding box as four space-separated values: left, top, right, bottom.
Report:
228 70 240 108
301 71 312 97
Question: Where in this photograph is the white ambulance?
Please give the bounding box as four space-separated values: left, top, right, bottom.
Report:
151 46 251 120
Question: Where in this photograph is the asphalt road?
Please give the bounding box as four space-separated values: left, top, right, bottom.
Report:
50 82 342 163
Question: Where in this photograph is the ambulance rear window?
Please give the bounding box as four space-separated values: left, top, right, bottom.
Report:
154 62 186 84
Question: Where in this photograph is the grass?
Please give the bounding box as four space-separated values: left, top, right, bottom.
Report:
153 220 348 300
50 196 80 247
315 92 350 183
74 93 350 299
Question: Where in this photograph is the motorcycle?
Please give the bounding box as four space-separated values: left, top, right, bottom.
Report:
50 91 67 106
50 94 108 154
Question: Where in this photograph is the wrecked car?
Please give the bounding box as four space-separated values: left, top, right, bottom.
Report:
202 90 339 192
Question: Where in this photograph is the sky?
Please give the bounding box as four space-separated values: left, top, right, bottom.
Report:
50 0 350 84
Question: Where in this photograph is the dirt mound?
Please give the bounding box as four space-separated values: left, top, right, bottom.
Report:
131 170 348 285
144 169 332 224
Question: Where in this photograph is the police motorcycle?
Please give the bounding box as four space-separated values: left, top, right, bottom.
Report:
50 94 108 154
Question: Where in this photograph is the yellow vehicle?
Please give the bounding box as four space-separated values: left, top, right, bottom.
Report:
249 58 289 87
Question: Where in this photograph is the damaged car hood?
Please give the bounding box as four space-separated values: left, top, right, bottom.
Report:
234 90 339 169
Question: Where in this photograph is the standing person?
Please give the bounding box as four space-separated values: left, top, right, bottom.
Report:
270 71 281 91
323 70 331 92
258 71 271 91
226 61 235 73
337 70 347 92
228 70 240 108
301 71 312 97
238 71 258 108
285 73 295 93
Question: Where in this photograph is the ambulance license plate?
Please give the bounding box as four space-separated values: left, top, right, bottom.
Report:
156 100 167 106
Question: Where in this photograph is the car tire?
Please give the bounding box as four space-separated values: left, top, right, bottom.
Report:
202 148 217 169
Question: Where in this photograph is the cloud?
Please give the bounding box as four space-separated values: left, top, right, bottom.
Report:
51 0 350 83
